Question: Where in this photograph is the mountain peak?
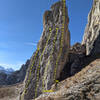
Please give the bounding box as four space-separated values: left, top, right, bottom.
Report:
20 1 70 99
0 66 14 74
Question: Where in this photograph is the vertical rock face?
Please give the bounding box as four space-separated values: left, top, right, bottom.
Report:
21 1 70 100
82 0 100 55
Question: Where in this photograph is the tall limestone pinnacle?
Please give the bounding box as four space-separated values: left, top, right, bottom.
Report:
20 0 70 100
82 0 100 55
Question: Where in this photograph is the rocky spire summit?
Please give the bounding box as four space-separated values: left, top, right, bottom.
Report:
20 1 70 100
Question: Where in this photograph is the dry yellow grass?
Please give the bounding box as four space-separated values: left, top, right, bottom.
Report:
0 82 23 100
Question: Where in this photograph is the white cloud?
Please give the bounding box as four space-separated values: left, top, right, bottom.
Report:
0 62 23 71
25 42 38 46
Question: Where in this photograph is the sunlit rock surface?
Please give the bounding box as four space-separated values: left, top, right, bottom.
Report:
82 0 100 55
20 1 70 100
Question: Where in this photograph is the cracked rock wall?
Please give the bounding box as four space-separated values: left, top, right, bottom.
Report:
20 1 70 100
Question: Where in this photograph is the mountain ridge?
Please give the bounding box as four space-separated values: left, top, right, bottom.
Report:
0 66 14 74
0 59 30 85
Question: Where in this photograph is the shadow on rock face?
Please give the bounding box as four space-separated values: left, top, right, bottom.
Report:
58 42 100 82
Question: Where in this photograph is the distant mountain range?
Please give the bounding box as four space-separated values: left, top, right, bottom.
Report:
0 66 14 74
0 59 30 85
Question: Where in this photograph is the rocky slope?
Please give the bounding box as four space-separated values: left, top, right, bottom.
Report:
0 72 7 85
35 59 100 100
82 0 100 55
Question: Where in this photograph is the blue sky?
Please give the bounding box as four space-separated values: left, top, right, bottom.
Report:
0 0 93 70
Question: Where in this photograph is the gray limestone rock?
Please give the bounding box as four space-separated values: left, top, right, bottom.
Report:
20 1 70 100
82 0 100 55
